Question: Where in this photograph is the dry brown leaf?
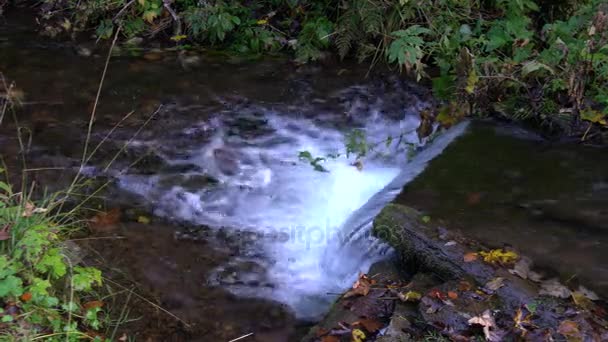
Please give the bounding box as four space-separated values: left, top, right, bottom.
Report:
315 327 329 337
344 273 372 298
468 310 500 341
89 208 121 232
467 192 482 205
358 318 383 333
20 292 32 302
464 252 478 262
539 279 571 299
577 286 599 301
485 277 505 292
22 201 35 217
0 224 10 241
447 291 458 300
83 300 104 310
458 280 473 292
557 320 581 339
509 257 543 282
320 336 339 342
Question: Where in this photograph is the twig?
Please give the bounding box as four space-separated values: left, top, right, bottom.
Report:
66 24 121 205
228 333 254 342
113 0 135 22
102 276 191 328
162 0 182 36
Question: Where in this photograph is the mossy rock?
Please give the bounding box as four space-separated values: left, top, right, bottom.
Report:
372 204 464 281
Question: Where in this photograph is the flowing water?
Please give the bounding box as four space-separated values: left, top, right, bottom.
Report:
109 98 468 318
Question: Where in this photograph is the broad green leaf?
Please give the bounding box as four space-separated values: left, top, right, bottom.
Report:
521 60 555 77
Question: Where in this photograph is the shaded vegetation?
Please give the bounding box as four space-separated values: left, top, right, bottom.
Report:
0 171 106 341
4 0 603 139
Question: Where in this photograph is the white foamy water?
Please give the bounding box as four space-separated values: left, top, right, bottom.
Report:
114 89 468 318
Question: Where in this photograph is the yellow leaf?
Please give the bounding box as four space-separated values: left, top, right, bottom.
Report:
257 19 268 25
143 10 158 23
571 291 593 310
61 19 71 31
137 0 145 6
463 252 478 262
479 249 518 265
404 291 421 301
465 69 479 94
352 329 366 342
137 216 151 224
170 35 188 42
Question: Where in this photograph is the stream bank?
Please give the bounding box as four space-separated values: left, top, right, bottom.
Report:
305 202 608 341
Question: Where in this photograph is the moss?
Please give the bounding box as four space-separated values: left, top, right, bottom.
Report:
373 203 421 246
373 204 462 280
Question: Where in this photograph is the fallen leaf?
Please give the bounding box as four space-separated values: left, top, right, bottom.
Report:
458 280 473 292
0 224 10 241
479 249 519 265
445 241 457 246
468 310 500 341
577 286 599 301
429 289 447 301
118 334 128 342
557 320 581 339
89 208 121 232
509 257 543 282
20 292 32 302
421 296 444 314
467 192 482 205
315 327 329 337
83 301 104 310
22 202 35 217
352 328 366 342
137 215 151 224
448 291 458 300
403 291 421 301
539 279 571 299
358 318 383 333
344 273 372 298
320 336 339 342
513 307 537 337
464 252 478 262
421 215 431 223
571 291 594 310
485 277 505 292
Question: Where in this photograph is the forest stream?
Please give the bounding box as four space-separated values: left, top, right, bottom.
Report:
2 11 608 341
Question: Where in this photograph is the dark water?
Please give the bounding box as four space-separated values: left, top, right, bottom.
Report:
398 122 608 297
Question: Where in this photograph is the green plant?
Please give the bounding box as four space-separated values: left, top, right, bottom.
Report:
185 2 242 44
386 25 431 79
295 16 334 62
0 171 105 341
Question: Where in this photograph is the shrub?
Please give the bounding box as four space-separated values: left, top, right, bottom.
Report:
0 169 105 341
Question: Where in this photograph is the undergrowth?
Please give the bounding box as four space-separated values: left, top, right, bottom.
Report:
18 0 607 139
0 169 107 341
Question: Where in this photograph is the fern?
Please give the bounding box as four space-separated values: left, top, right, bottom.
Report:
335 0 385 59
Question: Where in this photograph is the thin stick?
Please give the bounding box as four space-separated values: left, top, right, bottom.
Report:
228 333 254 342
70 25 122 194
102 276 191 328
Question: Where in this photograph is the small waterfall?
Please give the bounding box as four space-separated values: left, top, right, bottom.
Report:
112 84 469 319
320 122 469 285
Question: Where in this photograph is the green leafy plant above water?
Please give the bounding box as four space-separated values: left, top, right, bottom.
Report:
0 170 105 341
